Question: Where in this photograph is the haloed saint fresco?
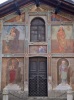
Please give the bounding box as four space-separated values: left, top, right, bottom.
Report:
2 58 24 89
59 60 68 83
2 26 25 53
58 59 69 84
51 25 74 53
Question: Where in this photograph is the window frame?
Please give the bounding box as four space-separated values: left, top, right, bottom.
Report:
30 17 46 42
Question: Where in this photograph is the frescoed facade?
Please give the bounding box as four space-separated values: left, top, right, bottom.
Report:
0 0 74 97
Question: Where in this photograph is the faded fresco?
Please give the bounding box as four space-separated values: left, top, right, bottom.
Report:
29 45 47 53
2 58 24 89
51 25 74 53
6 13 25 22
51 14 71 21
57 58 69 84
51 58 74 89
2 26 25 53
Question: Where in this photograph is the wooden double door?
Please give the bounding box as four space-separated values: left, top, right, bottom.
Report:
29 57 47 96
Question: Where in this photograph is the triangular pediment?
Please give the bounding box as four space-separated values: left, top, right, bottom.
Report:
0 0 74 18
5 4 53 22
4 4 73 22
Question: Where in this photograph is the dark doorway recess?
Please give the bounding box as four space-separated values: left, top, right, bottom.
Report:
29 57 47 96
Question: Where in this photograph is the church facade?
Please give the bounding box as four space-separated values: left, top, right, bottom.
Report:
0 0 74 96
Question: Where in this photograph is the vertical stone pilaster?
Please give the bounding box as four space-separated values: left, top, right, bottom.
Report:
24 26 29 91
47 25 51 54
0 33 2 91
24 56 29 92
25 11 29 80
0 20 3 90
47 11 51 76
24 11 29 92
25 27 29 55
73 22 74 52
73 22 74 31
24 55 29 83
47 24 51 75
25 11 29 54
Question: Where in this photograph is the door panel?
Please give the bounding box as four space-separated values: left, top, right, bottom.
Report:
29 57 47 96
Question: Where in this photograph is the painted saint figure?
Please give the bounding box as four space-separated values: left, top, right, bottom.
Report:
7 58 22 84
59 60 68 84
57 26 67 52
5 27 20 52
8 59 18 83
9 65 16 83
